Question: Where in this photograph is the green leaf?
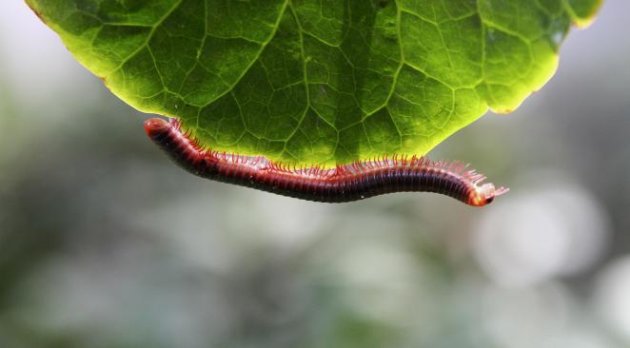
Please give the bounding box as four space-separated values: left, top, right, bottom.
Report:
26 0 601 166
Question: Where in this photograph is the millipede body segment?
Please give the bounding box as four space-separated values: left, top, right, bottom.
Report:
144 118 508 206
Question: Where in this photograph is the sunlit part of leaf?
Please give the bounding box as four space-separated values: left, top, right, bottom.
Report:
26 0 602 166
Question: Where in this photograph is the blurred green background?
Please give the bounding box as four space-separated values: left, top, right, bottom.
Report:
1 1 629 347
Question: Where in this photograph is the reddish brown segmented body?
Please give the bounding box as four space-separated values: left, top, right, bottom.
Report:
144 118 508 206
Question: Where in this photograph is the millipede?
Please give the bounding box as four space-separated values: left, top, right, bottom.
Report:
144 118 509 206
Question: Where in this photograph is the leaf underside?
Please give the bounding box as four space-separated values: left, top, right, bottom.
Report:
26 0 601 166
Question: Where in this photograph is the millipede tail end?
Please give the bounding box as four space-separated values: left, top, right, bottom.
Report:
143 117 171 137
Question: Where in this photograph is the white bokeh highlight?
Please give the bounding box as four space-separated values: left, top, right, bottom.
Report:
473 171 609 287
594 256 630 342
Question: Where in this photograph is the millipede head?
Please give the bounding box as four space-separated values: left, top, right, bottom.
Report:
469 183 510 207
